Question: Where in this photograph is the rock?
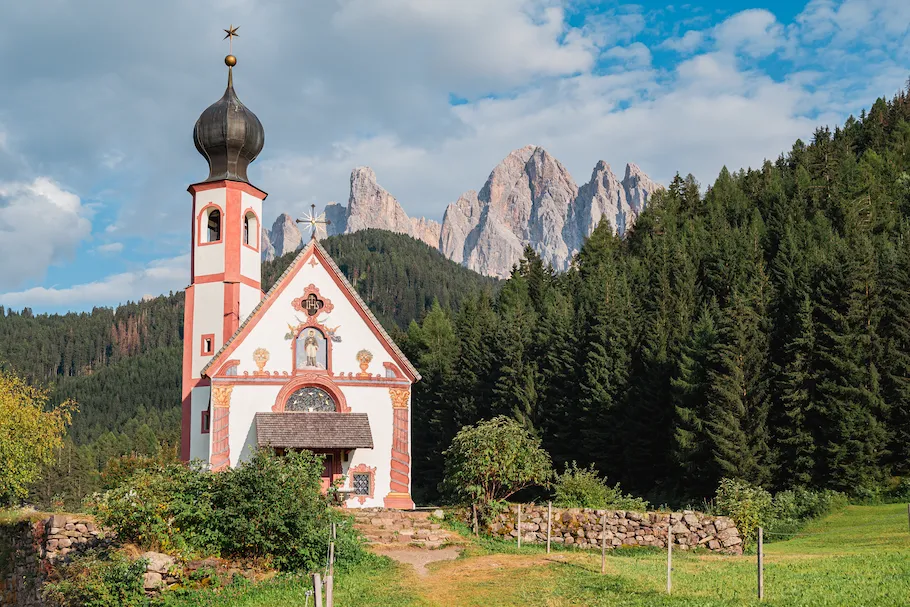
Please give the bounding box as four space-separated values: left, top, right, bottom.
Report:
432 509 445 520
143 572 163 590
683 514 699 525
141 552 175 574
671 522 689 534
722 536 742 548
257 147 660 278
266 213 303 259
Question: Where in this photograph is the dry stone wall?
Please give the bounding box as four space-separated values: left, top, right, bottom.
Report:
1 514 113 607
486 505 743 555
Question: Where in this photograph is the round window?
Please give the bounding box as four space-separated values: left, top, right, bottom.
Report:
286 386 336 412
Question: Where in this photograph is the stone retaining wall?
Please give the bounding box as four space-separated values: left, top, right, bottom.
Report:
485 505 743 555
0 514 112 607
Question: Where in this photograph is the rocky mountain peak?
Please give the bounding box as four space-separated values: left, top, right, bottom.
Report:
261 148 662 278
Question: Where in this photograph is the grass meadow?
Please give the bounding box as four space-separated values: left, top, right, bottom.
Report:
161 503 910 606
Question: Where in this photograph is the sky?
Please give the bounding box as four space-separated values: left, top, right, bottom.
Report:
0 0 908 314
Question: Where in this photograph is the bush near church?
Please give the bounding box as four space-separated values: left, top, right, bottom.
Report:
91 448 363 572
553 462 650 511
443 416 553 519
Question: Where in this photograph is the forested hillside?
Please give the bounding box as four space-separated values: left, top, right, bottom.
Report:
0 230 497 508
405 86 910 504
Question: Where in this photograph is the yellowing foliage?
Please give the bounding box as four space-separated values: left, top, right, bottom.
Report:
0 371 75 505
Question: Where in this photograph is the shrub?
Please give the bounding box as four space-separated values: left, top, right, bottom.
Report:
553 462 650 511
44 549 147 607
888 477 910 501
0 370 75 505
212 448 345 571
443 416 552 506
91 448 363 572
772 487 847 524
90 461 217 555
714 478 773 547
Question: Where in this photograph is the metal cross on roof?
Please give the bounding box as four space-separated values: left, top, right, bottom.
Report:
296 204 332 240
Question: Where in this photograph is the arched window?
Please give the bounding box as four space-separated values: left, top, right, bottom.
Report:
286 386 336 412
243 212 258 247
206 209 221 243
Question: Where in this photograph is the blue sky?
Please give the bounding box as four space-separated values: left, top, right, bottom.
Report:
0 0 908 313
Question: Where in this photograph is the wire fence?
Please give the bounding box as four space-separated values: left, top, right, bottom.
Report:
506 501 910 602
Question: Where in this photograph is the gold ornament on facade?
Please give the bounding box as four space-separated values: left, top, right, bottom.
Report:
212 385 234 408
253 347 270 374
356 349 373 377
389 387 409 409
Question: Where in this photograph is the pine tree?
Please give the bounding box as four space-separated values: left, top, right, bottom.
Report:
671 305 718 498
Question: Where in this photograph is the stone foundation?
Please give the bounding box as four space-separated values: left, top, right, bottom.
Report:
483 505 743 555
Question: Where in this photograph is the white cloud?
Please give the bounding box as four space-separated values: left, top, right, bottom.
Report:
661 30 705 54
95 242 124 254
2 0 910 311
0 178 92 289
603 42 652 69
713 9 785 58
0 255 188 309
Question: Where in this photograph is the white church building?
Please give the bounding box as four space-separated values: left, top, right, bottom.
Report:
180 49 418 509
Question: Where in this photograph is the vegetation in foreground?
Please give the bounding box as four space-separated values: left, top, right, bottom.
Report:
152 503 910 607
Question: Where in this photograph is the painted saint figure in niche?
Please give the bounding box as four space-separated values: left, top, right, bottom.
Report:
304 330 319 366
296 327 327 370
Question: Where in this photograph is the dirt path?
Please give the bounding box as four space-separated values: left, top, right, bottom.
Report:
378 546 464 576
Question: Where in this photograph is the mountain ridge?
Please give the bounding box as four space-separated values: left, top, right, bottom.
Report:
263 145 662 277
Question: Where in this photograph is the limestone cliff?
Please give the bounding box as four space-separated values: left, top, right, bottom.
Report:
262 147 662 277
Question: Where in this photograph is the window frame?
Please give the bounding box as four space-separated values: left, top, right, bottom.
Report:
196 204 224 246
242 209 259 252
200 333 215 356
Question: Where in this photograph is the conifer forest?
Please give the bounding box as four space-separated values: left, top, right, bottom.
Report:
4 86 910 508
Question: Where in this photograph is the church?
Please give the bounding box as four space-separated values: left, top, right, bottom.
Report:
180 45 418 509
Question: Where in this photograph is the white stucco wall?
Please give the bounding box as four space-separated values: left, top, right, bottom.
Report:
189 385 212 463
226 251 405 378
239 283 261 324
210 245 414 507
191 282 224 377
193 188 227 276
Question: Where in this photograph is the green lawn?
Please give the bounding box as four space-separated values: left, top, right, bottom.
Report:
159 504 910 606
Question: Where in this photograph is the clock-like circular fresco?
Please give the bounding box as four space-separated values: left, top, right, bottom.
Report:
286 386 336 412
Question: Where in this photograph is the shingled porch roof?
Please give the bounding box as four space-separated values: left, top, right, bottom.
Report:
255 412 374 450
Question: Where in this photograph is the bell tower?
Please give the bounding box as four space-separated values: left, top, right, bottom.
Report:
182 30 267 460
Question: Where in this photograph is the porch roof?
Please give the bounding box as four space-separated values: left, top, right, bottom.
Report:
254 412 374 450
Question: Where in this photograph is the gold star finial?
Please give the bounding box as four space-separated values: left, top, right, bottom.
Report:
223 25 239 67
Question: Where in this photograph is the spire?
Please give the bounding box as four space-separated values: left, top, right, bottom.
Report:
193 25 264 185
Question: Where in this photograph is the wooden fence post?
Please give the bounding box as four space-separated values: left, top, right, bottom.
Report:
472 503 479 537
325 574 334 607
314 572 323 607
546 501 552 554
517 504 522 549
757 527 764 601
600 513 607 574
666 524 672 595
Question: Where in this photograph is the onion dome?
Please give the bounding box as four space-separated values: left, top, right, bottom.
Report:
193 56 264 184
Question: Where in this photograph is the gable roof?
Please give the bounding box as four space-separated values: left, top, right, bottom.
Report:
200 239 420 381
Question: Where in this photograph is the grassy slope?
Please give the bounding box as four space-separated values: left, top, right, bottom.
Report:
161 504 910 606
